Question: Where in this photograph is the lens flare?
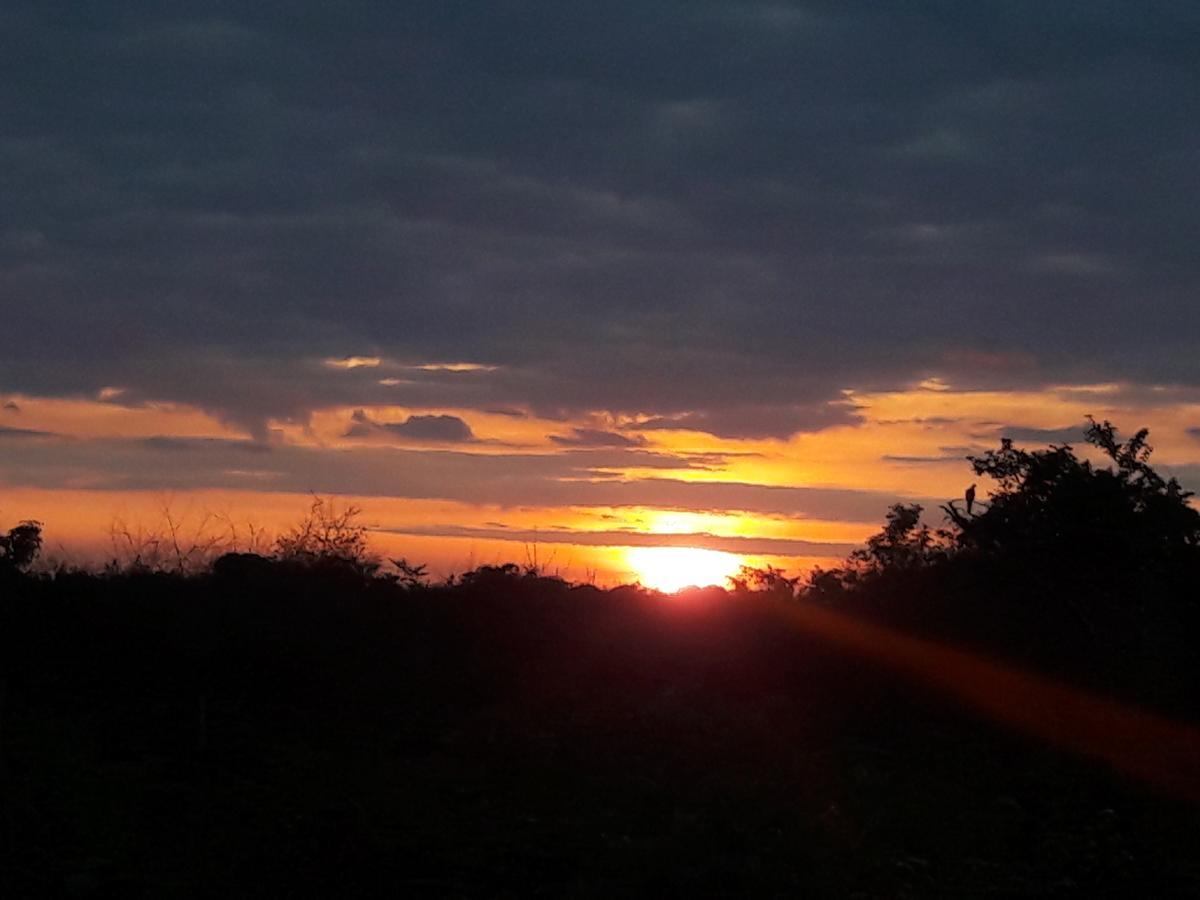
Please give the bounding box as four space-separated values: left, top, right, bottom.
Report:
624 546 744 593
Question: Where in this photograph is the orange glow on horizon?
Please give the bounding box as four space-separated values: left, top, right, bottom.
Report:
7 380 1200 589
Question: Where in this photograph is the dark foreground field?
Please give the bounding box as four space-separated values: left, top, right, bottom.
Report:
2 564 1199 898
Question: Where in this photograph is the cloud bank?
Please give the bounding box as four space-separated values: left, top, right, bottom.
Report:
1 2 1197 441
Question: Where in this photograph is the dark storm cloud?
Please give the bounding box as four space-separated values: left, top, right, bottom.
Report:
2 2 1199 438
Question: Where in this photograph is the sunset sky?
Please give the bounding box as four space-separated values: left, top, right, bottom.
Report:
3 3 1200 585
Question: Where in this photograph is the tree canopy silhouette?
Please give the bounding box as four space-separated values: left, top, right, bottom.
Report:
802 419 1200 701
946 418 1200 579
810 419 1199 597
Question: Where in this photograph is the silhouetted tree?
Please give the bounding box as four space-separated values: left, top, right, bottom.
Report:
945 419 1200 581
807 419 1200 616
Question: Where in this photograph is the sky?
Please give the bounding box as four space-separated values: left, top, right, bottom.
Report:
3 2 1200 584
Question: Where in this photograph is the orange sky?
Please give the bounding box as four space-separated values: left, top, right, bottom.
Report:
4 379 1200 588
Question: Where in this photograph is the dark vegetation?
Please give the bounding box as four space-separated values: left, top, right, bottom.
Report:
808 418 1200 713
2 422 1199 896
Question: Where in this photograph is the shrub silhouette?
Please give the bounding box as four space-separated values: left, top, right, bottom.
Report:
273 495 379 575
728 564 799 597
105 506 269 574
0 519 41 574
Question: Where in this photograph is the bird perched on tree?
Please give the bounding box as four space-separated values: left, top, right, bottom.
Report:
965 483 977 516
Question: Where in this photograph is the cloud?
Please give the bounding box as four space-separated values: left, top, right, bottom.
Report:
632 401 863 440
346 409 476 443
325 356 381 370
1 2 1199 444
891 127 977 162
0 424 55 439
884 453 969 465
376 523 858 560
137 436 272 454
413 362 497 373
997 423 1090 444
875 416 961 426
1030 252 1119 277
0 434 938 522
549 428 647 448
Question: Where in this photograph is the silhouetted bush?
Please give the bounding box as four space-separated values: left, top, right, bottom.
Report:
273 495 382 577
0 518 41 576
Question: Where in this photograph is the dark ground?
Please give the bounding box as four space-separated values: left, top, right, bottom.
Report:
2 567 1199 898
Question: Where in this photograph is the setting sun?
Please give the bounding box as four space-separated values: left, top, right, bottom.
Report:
624 546 745 593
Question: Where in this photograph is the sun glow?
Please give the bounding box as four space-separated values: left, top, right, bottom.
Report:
624 546 745 593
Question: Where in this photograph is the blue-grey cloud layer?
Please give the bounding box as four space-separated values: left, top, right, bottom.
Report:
3 2 1199 437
